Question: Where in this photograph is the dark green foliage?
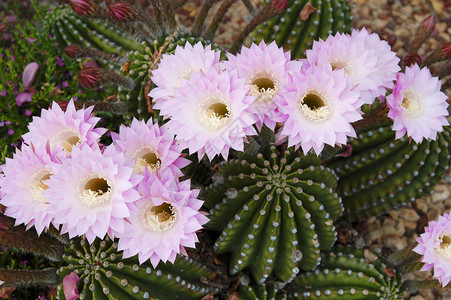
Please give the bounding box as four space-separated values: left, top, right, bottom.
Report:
253 0 352 58
288 247 405 299
56 236 215 300
0 3 99 161
205 141 343 283
329 123 451 221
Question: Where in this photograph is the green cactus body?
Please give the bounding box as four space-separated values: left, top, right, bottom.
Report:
45 5 143 54
329 124 451 221
56 236 215 300
289 247 405 299
238 283 286 300
205 143 343 283
252 0 352 58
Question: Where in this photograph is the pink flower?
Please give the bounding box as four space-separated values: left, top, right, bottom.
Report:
386 64 448 143
22 100 106 156
160 68 257 160
223 41 301 131
414 211 451 287
117 169 208 267
276 64 362 154
44 144 141 243
0 143 65 235
22 62 39 90
63 272 79 300
111 118 190 178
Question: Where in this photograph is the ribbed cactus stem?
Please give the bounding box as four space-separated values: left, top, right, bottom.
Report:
0 226 64 261
159 0 177 31
150 0 166 34
436 61 451 80
229 4 280 54
191 0 219 37
204 0 239 41
241 0 256 15
65 45 125 63
0 268 60 288
422 44 451 66
351 102 390 132
90 101 129 114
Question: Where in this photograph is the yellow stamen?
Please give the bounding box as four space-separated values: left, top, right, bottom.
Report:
79 176 112 207
133 146 161 174
141 202 177 231
198 96 231 130
298 88 332 122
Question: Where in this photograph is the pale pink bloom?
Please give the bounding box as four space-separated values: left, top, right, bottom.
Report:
414 211 451 287
276 64 362 154
0 143 64 235
223 41 301 131
22 100 106 155
117 169 208 267
149 41 221 119
111 118 190 177
386 64 448 143
44 144 141 243
160 68 257 161
63 272 80 300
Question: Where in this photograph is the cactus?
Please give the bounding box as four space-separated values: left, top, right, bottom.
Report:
253 0 352 58
238 282 286 300
328 123 451 221
205 137 343 283
288 247 405 299
55 235 215 300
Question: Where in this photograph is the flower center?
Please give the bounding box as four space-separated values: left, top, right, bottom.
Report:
51 128 81 155
330 58 355 77
79 176 112 207
198 96 231 130
133 146 161 174
298 88 332 122
401 90 424 117
436 234 451 259
248 71 279 102
29 170 51 203
141 202 177 231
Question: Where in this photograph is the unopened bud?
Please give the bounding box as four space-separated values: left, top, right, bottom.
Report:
108 2 137 22
64 44 81 58
422 43 451 66
442 43 451 58
78 67 102 88
419 15 436 35
404 53 421 67
78 67 135 90
69 0 96 17
272 0 290 12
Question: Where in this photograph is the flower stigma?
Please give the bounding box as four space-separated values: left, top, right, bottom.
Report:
298 88 332 122
79 176 112 207
141 202 177 231
133 146 161 174
199 96 231 130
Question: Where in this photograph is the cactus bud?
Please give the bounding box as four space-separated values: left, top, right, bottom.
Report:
78 67 135 90
422 43 451 66
272 0 290 12
442 43 451 58
404 53 421 67
63 44 81 58
419 15 436 36
68 0 96 17
78 67 102 88
107 2 137 22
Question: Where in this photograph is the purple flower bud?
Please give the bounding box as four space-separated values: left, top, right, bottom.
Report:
25 109 32 116
16 92 33 107
22 62 39 90
63 273 80 300
7 128 14 135
442 43 451 58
